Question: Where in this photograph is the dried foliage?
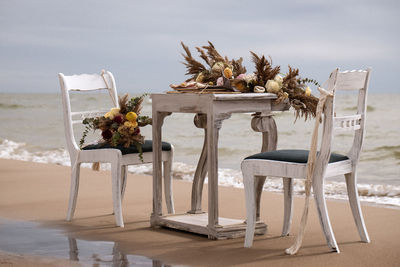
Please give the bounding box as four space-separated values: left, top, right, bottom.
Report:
250 52 280 86
118 94 130 114
279 66 319 120
201 41 225 64
181 42 207 81
290 93 319 121
180 41 247 84
231 58 247 77
282 66 300 91
177 41 320 121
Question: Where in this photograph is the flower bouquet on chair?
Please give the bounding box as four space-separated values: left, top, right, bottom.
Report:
79 94 152 161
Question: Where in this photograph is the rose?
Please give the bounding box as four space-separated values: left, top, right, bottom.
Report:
236 73 246 80
110 108 120 115
216 77 223 86
195 73 204 83
265 80 281 94
223 67 233 79
244 73 257 84
211 62 225 73
104 107 120 120
124 121 138 128
305 86 311 96
126 112 137 122
274 75 283 86
104 111 112 119
102 129 113 140
113 114 123 123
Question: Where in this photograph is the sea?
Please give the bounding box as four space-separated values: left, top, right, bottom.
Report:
0 92 399 208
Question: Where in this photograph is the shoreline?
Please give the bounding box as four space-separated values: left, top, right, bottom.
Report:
1 140 398 209
1 158 400 266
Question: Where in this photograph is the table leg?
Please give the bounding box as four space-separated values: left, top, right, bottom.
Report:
151 111 171 226
251 113 278 221
207 112 231 237
189 114 208 214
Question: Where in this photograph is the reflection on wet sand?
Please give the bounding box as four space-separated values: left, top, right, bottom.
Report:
0 218 169 266
67 237 167 266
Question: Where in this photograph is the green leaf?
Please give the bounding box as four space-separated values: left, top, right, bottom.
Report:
111 132 121 146
133 141 144 162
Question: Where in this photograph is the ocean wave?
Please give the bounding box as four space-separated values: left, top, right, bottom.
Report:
372 145 400 152
0 138 399 208
0 103 27 109
343 105 375 112
363 145 400 161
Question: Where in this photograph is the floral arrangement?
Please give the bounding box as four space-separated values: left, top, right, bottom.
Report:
171 41 320 120
79 94 152 160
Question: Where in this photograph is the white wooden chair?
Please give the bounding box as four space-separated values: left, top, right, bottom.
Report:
59 70 175 227
242 68 371 252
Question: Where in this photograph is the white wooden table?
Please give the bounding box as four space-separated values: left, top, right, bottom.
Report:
150 93 289 239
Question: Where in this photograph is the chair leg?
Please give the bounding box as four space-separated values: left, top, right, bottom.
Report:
111 162 124 227
282 177 293 236
67 163 80 221
68 237 78 261
313 177 339 252
345 172 370 242
163 156 175 214
255 176 266 221
121 165 128 202
243 169 257 247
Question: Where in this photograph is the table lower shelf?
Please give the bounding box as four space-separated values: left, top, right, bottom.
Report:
151 213 267 240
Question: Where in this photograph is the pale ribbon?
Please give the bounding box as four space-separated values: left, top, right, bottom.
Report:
285 86 334 255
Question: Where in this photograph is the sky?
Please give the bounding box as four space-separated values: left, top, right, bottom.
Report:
0 0 399 94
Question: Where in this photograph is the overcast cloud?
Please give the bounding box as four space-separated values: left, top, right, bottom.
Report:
0 0 399 93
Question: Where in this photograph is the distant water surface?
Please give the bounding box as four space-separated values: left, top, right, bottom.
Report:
0 92 399 207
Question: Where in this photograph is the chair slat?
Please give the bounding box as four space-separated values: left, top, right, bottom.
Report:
72 120 83 125
335 70 368 90
71 110 109 118
70 110 109 123
334 114 362 132
64 74 111 91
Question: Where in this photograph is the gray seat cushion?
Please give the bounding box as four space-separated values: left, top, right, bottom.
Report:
245 149 348 163
82 140 171 155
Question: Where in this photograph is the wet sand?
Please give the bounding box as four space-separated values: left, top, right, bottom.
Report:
0 158 399 266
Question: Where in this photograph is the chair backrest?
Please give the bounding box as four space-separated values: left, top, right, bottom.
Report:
58 71 119 160
318 68 371 170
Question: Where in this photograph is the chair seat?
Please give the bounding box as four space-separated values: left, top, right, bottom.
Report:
244 149 348 163
82 140 172 155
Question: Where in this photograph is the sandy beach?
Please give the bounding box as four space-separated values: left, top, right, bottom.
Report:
0 158 399 266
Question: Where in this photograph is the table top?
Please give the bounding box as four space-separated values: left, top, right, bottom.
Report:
151 92 278 100
151 92 289 114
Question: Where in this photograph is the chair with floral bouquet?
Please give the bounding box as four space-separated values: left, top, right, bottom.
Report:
241 68 371 253
59 70 174 227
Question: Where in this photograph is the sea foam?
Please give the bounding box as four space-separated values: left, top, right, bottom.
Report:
1 138 399 208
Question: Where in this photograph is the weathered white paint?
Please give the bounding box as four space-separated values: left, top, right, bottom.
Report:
242 68 372 252
150 93 289 239
59 71 175 228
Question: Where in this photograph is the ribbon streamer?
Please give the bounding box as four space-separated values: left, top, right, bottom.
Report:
285 86 334 255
